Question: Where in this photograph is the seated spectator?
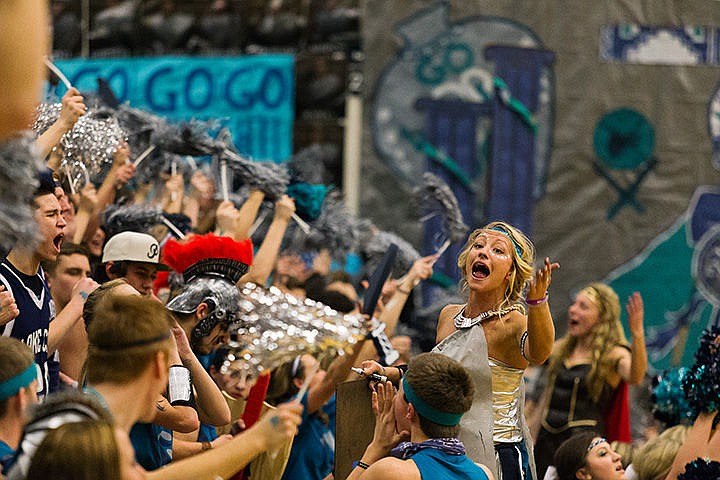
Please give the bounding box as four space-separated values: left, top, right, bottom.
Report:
90 0 136 55
137 0 195 54
554 432 627 480
347 352 494 480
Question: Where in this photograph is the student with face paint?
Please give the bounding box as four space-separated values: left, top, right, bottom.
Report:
533 283 645 478
432 221 559 480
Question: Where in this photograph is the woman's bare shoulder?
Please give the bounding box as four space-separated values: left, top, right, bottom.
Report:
439 303 464 319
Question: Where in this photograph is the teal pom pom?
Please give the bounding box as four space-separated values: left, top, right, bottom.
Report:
683 325 720 416
652 367 693 427
287 183 329 221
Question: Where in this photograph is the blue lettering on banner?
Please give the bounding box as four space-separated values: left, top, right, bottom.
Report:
53 55 295 162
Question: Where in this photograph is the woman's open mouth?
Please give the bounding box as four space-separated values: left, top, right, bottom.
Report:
472 262 490 280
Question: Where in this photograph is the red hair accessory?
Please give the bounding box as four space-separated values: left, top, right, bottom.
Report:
162 233 253 283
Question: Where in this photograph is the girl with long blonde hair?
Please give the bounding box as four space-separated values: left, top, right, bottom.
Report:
533 282 646 478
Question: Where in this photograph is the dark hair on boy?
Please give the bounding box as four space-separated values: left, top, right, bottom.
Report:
404 352 474 439
35 168 59 198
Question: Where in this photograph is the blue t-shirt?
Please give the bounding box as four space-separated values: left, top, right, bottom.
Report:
0 440 15 474
197 422 218 442
0 261 54 399
129 423 173 471
410 448 489 480
281 392 336 480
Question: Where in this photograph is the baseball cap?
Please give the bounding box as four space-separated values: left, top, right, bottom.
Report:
101 231 168 270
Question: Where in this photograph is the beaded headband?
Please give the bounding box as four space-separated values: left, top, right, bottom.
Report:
402 377 463 426
487 227 522 257
587 437 607 453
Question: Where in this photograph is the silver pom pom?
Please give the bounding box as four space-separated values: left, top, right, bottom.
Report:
31 102 62 136
228 282 367 374
59 110 125 182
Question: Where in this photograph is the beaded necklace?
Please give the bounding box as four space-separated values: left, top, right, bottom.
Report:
453 303 525 329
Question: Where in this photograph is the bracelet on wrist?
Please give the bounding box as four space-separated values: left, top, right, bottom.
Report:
355 460 370 470
525 293 549 306
201 441 212 451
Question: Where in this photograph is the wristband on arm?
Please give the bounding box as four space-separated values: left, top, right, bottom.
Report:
168 365 193 406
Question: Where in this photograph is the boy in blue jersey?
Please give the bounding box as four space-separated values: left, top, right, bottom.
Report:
0 169 97 399
348 353 495 480
0 337 38 475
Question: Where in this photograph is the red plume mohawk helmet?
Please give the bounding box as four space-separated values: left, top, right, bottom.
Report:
162 233 254 282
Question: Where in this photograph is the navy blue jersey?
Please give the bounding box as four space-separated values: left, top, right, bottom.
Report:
0 260 54 399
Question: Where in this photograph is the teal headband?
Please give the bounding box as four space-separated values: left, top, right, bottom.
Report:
0 363 37 401
402 377 463 426
488 227 522 257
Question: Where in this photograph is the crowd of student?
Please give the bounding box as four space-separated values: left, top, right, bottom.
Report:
2 2 720 480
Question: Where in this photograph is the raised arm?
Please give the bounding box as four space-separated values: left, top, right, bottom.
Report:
171 325 231 426
523 257 559 365
72 183 98 245
616 292 647 385
48 276 98 354
37 87 86 160
234 190 266 240
94 141 136 213
239 195 295 286
379 255 436 330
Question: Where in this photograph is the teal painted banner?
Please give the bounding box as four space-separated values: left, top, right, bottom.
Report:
54 55 295 162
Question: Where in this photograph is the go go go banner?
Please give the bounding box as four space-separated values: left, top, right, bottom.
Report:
56 55 295 162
